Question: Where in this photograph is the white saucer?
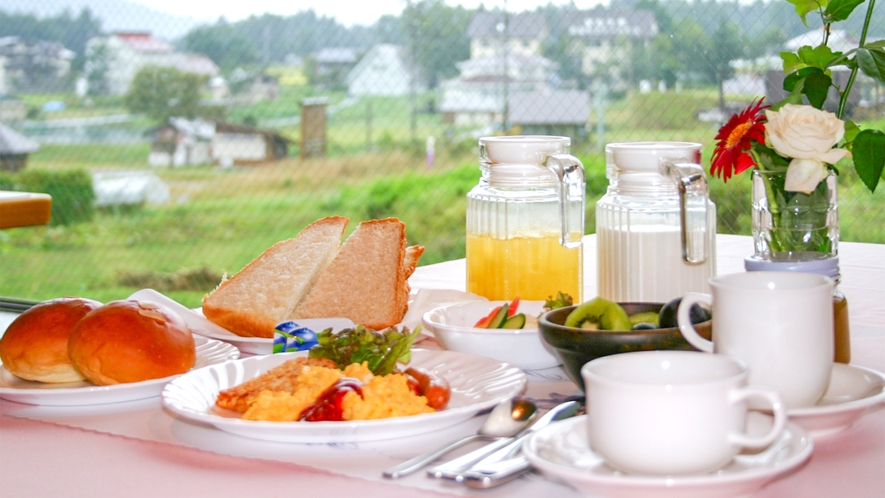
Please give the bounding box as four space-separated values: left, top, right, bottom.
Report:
523 415 812 498
788 363 885 437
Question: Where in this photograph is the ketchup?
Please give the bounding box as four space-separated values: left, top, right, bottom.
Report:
298 378 363 422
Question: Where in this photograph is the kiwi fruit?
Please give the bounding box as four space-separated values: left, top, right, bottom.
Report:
564 297 632 331
628 311 660 327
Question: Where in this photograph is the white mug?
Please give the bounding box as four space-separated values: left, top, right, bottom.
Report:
678 271 834 408
582 351 787 475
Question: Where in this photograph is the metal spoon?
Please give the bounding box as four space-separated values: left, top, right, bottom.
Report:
382 397 538 479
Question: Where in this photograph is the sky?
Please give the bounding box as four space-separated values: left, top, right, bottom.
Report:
131 0 609 27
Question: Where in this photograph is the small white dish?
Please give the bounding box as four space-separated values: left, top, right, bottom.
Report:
523 415 812 498
788 363 885 437
422 300 560 370
162 348 527 443
0 336 239 406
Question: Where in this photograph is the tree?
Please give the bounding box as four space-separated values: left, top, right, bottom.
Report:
711 18 744 112
670 18 713 84
84 42 110 96
124 66 208 123
183 22 260 70
402 0 472 88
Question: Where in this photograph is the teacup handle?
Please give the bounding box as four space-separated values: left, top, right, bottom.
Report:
727 386 788 449
677 293 714 352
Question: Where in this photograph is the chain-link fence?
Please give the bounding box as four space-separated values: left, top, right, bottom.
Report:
0 0 883 306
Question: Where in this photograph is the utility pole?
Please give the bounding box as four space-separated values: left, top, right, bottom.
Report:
501 0 510 133
406 0 418 143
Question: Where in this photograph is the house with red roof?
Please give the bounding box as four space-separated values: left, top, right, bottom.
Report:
85 32 219 95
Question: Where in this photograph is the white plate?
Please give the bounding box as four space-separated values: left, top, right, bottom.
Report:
523 415 812 498
0 336 240 406
162 349 527 443
128 289 378 355
788 363 885 437
127 289 274 355
422 300 560 370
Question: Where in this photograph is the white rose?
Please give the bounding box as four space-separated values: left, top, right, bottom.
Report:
765 104 851 164
785 158 829 194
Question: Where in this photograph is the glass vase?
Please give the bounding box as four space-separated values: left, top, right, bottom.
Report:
751 169 838 261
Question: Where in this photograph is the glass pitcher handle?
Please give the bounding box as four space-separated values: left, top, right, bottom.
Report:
661 161 709 264
546 154 585 249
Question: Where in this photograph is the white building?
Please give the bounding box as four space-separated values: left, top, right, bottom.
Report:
347 44 425 97
440 54 558 127
467 11 547 59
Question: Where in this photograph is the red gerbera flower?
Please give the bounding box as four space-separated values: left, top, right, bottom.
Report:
710 97 769 182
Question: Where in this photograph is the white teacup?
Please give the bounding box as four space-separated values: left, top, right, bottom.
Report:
582 351 787 475
677 271 834 408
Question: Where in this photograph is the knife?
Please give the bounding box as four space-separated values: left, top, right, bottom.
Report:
461 456 532 488
427 400 580 481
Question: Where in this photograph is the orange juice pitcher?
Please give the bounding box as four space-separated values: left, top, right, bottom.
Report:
466 136 585 302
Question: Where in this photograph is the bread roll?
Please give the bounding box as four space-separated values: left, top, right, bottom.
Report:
0 297 102 383
68 300 196 385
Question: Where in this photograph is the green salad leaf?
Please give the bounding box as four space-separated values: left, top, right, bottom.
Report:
307 325 422 375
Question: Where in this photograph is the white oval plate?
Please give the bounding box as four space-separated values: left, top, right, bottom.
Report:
0 336 240 406
523 415 812 498
788 363 885 437
162 349 527 443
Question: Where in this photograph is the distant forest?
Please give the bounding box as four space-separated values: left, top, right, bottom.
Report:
2 0 882 83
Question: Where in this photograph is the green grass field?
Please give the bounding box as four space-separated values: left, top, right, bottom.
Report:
2 86 883 308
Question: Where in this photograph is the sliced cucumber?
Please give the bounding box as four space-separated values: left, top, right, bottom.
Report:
501 313 526 329
486 304 510 328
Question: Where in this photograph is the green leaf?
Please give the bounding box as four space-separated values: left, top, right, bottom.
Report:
857 48 885 85
788 0 825 24
824 0 865 21
784 66 824 92
781 52 804 73
798 44 839 70
867 40 885 49
803 72 833 108
851 129 885 192
752 142 790 172
843 119 861 143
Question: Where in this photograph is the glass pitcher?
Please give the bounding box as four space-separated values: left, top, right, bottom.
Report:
596 142 716 303
466 136 585 302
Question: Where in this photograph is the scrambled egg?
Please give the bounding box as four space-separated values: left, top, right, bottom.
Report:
242 362 435 422
342 373 435 420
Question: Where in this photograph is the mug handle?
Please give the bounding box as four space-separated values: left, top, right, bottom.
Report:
727 386 788 449
677 293 714 352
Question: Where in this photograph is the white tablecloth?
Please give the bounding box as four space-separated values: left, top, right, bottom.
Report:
1 234 883 497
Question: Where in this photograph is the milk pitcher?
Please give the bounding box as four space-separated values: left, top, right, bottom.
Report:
466 136 585 302
596 142 716 303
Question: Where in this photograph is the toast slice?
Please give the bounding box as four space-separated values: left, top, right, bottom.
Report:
201 216 348 338
293 218 421 330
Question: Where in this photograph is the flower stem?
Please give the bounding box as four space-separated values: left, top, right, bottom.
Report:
837 0 876 119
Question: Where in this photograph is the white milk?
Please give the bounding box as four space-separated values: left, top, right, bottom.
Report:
597 224 715 303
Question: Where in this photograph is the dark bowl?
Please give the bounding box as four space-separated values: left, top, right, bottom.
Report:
539 303 713 391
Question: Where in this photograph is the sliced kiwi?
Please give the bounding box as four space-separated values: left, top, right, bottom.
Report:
628 311 660 327
564 297 632 331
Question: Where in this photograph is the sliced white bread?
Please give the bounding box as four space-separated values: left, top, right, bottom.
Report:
293 218 421 330
201 216 348 338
